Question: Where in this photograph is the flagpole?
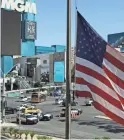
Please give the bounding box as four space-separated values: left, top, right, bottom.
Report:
65 0 71 139
74 0 77 95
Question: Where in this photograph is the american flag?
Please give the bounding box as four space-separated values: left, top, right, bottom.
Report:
75 11 124 125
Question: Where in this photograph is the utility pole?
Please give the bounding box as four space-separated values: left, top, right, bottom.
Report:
65 0 71 139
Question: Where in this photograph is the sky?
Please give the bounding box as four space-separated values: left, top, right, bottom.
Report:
35 0 124 47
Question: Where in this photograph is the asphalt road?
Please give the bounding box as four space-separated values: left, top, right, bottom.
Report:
5 96 124 139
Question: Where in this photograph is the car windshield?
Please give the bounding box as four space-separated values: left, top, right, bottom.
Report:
26 115 33 118
33 113 38 115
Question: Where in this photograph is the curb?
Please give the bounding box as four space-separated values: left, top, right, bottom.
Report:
94 115 111 120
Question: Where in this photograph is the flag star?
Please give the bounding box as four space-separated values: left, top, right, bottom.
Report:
78 49 80 52
82 46 84 48
83 38 86 40
86 44 88 46
88 49 91 52
85 28 87 31
87 27 89 30
84 52 87 54
98 42 100 44
91 55 94 58
92 31 94 34
79 41 82 43
92 45 94 48
81 32 83 35
90 39 92 42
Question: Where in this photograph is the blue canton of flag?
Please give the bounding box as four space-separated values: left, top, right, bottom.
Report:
76 12 107 67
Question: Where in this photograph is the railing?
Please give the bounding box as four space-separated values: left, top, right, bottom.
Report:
5 87 42 97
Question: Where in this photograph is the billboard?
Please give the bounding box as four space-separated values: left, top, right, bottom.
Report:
54 61 65 83
1 9 21 55
22 21 37 40
108 32 124 49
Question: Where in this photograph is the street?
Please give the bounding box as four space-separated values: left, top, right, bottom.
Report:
5 96 124 139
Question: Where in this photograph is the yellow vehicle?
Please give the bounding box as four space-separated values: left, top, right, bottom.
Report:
22 107 41 114
31 92 46 103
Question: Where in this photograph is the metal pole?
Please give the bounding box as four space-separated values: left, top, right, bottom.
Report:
33 67 36 83
19 81 21 133
65 0 71 139
2 73 6 123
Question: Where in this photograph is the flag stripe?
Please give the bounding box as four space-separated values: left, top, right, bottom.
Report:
76 63 113 90
76 57 104 76
76 77 123 110
104 52 124 72
106 45 124 64
103 59 124 81
91 93 124 119
75 69 119 101
103 65 124 89
75 91 92 97
93 101 124 125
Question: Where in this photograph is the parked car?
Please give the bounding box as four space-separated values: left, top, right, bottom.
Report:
84 98 93 106
60 108 82 117
16 113 38 124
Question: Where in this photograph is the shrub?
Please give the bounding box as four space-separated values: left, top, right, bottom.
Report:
18 130 25 139
24 130 30 139
102 136 110 139
13 129 19 138
8 127 15 136
29 131 35 140
1 127 8 135
37 135 52 140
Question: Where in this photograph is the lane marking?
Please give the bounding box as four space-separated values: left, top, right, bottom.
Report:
94 115 111 120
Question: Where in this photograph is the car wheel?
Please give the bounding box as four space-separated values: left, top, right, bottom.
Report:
34 120 38 124
47 117 50 121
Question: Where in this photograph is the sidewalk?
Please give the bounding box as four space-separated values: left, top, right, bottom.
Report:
1 122 18 127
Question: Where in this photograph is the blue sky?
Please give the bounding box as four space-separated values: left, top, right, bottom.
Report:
35 0 124 47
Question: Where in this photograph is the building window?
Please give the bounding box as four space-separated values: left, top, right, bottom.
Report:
43 60 47 64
